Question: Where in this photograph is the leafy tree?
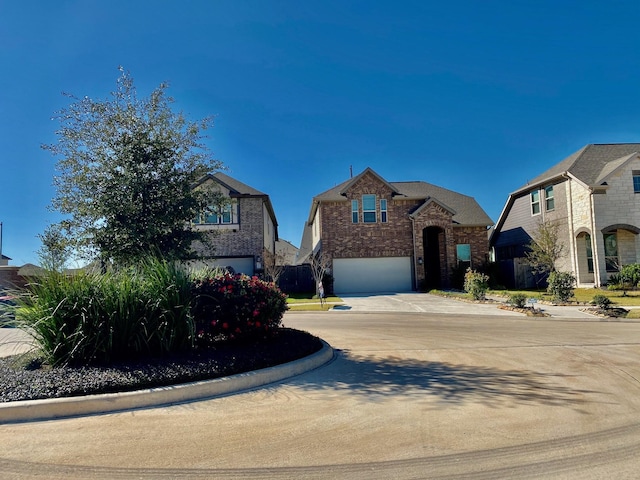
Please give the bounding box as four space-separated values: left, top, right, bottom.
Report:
37 224 71 272
525 219 566 278
43 67 223 266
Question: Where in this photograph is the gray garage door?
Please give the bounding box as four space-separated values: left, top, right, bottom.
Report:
332 257 413 294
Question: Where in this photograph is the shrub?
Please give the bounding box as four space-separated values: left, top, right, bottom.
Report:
12 257 194 367
607 273 623 290
591 294 613 309
508 293 528 308
619 264 640 288
547 271 575 303
463 268 489 300
191 273 288 345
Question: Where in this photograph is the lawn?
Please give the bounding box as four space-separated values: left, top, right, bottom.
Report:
489 288 640 306
286 293 344 311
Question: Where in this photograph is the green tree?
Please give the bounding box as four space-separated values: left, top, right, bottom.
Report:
43 67 223 265
37 224 71 272
525 219 566 278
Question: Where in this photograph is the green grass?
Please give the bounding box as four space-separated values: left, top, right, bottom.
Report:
287 303 335 311
625 309 640 319
285 293 344 311
489 288 640 306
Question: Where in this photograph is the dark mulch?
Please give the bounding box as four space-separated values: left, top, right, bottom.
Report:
0 328 323 403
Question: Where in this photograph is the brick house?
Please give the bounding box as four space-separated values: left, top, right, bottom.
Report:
190 172 278 275
299 167 493 293
490 143 640 288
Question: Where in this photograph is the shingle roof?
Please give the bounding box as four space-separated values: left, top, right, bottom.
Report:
195 172 278 232
491 143 640 243
211 172 267 196
522 143 640 190
314 173 493 226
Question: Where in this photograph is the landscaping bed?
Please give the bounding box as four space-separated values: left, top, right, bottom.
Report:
0 328 322 403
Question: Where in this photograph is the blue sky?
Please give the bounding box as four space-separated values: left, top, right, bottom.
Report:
2 0 640 266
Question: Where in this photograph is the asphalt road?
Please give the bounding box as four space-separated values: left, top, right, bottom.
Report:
0 302 639 478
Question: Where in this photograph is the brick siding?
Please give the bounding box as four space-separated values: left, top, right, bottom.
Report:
193 197 265 259
320 170 489 288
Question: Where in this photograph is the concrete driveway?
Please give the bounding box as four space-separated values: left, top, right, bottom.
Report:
1 310 639 479
336 291 598 318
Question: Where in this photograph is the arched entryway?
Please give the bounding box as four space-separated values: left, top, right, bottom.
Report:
423 226 445 290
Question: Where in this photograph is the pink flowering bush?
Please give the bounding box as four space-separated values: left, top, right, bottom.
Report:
191 273 288 345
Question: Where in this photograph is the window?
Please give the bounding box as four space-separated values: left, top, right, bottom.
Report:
585 234 594 273
195 202 234 225
604 232 618 272
633 171 640 193
544 185 555 211
380 199 387 223
456 244 471 269
531 190 540 215
362 195 376 223
352 200 359 223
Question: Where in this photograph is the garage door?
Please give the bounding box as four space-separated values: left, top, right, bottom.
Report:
332 257 413 294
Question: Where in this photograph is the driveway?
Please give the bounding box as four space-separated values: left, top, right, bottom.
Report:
1 311 639 478
335 291 598 318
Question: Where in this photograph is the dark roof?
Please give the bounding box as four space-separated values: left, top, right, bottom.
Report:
313 169 493 227
195 172 278 233
520 143 640 191
491 143 640 244
211 172 267 196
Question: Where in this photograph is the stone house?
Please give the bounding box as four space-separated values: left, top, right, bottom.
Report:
299 167 493 293
490 143 640 288
190 172 278 276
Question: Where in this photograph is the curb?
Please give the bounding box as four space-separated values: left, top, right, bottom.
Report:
0 341 334 424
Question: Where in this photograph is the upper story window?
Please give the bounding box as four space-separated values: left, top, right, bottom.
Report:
351 195 388 224
380 199 388 223
352 200 359 223
362 194 377 223
194 202 235 225
633 171 640 193
530 190 540 215
544 185 555 211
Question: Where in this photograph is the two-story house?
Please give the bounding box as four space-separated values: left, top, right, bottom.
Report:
191 172 278 275
299 167 493 294
491 143 640 288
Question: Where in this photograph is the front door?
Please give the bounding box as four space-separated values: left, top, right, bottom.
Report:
423 227 443 290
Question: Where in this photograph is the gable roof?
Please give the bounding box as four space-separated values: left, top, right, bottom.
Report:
338 167 400 196
491 143 640 243
195 171 279 234
195 172 267 196
518 143 640 192
310 168 493 227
